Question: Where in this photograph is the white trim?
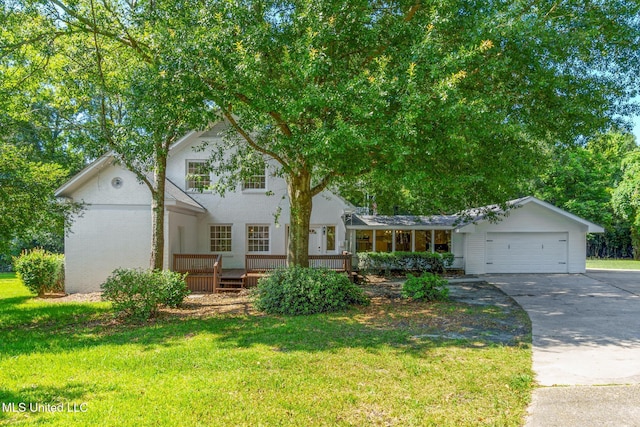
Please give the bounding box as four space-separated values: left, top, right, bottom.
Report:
457 196 605 233
247 224 271 253
209 224 233 253
185 159 212 193
54 154 113 197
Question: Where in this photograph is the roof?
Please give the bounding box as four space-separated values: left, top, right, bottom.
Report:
346 196 605 233
55 153 206 215
457 196 604 233
164 179 206 214
347 214 460 229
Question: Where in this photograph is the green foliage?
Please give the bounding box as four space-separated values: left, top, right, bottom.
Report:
612 150 640 259
357 252 454 275
0 273 533 426
0 143 78 257
530 131 639 258
101 269 189 320
402 273 449 302
5 0 640 266
12 248 64 296
253 267 369 315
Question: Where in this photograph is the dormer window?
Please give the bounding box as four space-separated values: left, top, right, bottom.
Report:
186 160 211 192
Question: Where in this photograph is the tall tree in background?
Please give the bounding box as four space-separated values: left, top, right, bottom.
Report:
1 1 213 269
613 150 640 259
5 0 640 267
531 131 638 258
0 4 85 262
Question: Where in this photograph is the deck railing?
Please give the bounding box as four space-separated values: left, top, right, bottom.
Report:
244 254 353 287
173 254 221 293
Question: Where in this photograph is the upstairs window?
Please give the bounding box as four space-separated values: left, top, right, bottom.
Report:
186 160 210 192
242 165 266 190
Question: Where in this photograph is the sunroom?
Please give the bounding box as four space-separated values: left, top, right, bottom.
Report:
344 214 465 269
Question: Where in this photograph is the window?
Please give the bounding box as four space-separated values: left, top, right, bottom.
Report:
186 160 210 191
326 226 336 251
375 229 393 252
434 230 452 253
395 230 411 252
242 168 266 190
356 230 373 252
210 225 232 252
415 230 432 252
247 225 270 252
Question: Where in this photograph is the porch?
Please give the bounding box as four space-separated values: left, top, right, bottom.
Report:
173 253 353 293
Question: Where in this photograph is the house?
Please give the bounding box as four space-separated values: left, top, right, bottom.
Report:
55 122 353 293
345 196 604 274
56 124 604 293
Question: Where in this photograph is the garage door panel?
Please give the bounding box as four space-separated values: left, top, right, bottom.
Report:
486 232 568 273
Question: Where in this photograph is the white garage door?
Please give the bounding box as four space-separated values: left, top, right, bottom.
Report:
485 232 568 273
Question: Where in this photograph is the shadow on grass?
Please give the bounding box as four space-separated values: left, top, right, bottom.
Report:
0 295 529 360
0 296 111 330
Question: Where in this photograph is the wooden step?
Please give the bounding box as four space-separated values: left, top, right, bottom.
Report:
216 277 245 293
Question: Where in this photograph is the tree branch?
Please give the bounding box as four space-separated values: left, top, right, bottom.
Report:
222 111 293 175
49 0 154 63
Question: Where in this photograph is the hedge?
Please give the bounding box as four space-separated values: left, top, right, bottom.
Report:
357 251 454 274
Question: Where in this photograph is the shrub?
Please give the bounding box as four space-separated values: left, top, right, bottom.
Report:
401 272 449 301
253 266 369 315
357 251 454 275
13 249 64 296
101 269 189 320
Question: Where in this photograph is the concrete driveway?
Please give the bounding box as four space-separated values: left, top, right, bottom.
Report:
487 271 640 386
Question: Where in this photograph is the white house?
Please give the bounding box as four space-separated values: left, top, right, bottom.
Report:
55 122 353 293
345 196 604 275
56 124 604 293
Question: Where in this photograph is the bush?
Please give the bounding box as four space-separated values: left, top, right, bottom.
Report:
253 266 369 315
13 249 64 296
402 272 449 301
357 251 455 275
101 269 189 320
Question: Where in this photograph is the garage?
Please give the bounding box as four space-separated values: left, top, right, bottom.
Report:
485 232 569 273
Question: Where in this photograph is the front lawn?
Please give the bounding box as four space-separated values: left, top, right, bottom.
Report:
586 259 640 270
0 273 532 426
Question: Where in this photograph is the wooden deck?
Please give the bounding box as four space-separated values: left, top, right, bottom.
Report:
173 254 353 293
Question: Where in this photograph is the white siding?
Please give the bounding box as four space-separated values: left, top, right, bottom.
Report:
464 232 487 274
464 202 588 274
63 164 152 293
166 132 350 269
65 205 151 293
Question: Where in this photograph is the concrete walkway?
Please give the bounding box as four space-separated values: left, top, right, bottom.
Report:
486 271 640 426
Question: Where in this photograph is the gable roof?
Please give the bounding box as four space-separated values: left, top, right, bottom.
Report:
54 153 114 197
456 196 604 233
346 196 605 233
55 153 206 214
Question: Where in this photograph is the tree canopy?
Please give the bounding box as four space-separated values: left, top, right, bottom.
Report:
3 0 640 266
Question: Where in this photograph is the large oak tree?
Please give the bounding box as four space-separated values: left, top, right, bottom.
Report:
5 0 640 267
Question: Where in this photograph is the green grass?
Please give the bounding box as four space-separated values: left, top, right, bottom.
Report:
586 259 640 270
0 273 533 426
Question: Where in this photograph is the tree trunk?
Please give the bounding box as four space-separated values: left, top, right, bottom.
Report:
149 155 167 270
632 226 640 261
287 170 313 267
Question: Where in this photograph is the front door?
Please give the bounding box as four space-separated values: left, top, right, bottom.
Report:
309 226 323 255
